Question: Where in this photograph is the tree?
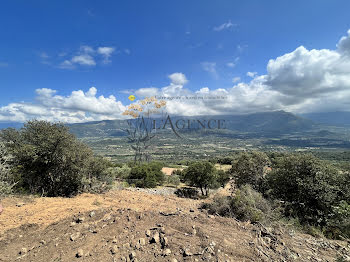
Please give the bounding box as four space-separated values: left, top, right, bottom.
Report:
182 161 217 196
267 153 342 226
128 161 164 188
0 120 113 197
230 151 270 191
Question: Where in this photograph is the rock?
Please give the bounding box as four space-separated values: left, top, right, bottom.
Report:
183 248 193 257
129 251 136 259
16 202 25 207
70 232 81 241
138 238 146 246
192 229 197 236
112 239 118 244
171 259 178 262
163 249 171 256
111 245 118 255
76 217 85 223
150 232 160 244
39 240 46 245
122 243 131 249
19 247 27 255
189 209 195 212
145 230 151 237
76 249 84 258
160 236 168 248
89 211 95 217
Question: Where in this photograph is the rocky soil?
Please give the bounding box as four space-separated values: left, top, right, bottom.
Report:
0 189 349 262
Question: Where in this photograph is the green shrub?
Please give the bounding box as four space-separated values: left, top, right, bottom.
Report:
128 161 164 188
0 120 113 197
112 164 131 179
165 175 180 187
267 153 342 226
230 151 270 192
202 185 273 223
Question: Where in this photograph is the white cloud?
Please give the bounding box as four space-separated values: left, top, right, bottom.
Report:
97 47 115 64
213 20 236 31
168 72 188 85
71 54 96 66
201 62 218 78
247 71 257 78
226 62 235 68
132 29 350 115
0 87 126 123
232 77 241 83
58 45 116 69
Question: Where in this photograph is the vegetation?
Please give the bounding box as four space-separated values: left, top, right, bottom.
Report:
181 161 218 196
0 120 113 197
202 185 274 223
127 161 165 188
230 151 270 191
0 142 14 196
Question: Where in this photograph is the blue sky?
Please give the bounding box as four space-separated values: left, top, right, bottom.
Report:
1 0 350 122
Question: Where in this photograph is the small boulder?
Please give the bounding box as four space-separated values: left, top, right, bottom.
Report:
76 249 84 258
111 245 118 255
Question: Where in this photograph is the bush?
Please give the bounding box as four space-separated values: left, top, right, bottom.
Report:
267 153 342 226
202 185 273 223
112 164 131 180
165 175 180 187
127 161 164 188
182 161 218 196
0 120 113 197
0 142 15 196
230 151 270 192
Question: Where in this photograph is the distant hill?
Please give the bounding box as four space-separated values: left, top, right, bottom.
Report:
68 110 315 138
301 111 350 126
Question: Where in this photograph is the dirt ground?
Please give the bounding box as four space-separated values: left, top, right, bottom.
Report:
0 188 349 262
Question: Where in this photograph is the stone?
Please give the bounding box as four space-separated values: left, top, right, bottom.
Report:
19 248 27 255
89 211 95 217
39 240 46 245
76 249 84 258
16 202 25 207
122 243 131 249
171 259 178 262
70 232 81 241
138 238 146 246
129 251 136 259
183 248 193 256
150 232 160 244
163 249 171 256
160 236 168 248
76 217 85 223
111 245 118 255
145 230 151 237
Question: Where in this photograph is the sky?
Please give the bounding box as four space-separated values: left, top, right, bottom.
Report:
1 0 350 123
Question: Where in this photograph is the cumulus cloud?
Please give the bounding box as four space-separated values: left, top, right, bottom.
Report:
168 72 188 85
133 29 350 115
59 45 115 69
4 29 350 123
0 87 126 123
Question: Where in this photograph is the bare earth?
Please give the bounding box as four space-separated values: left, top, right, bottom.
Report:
0 189 349 262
